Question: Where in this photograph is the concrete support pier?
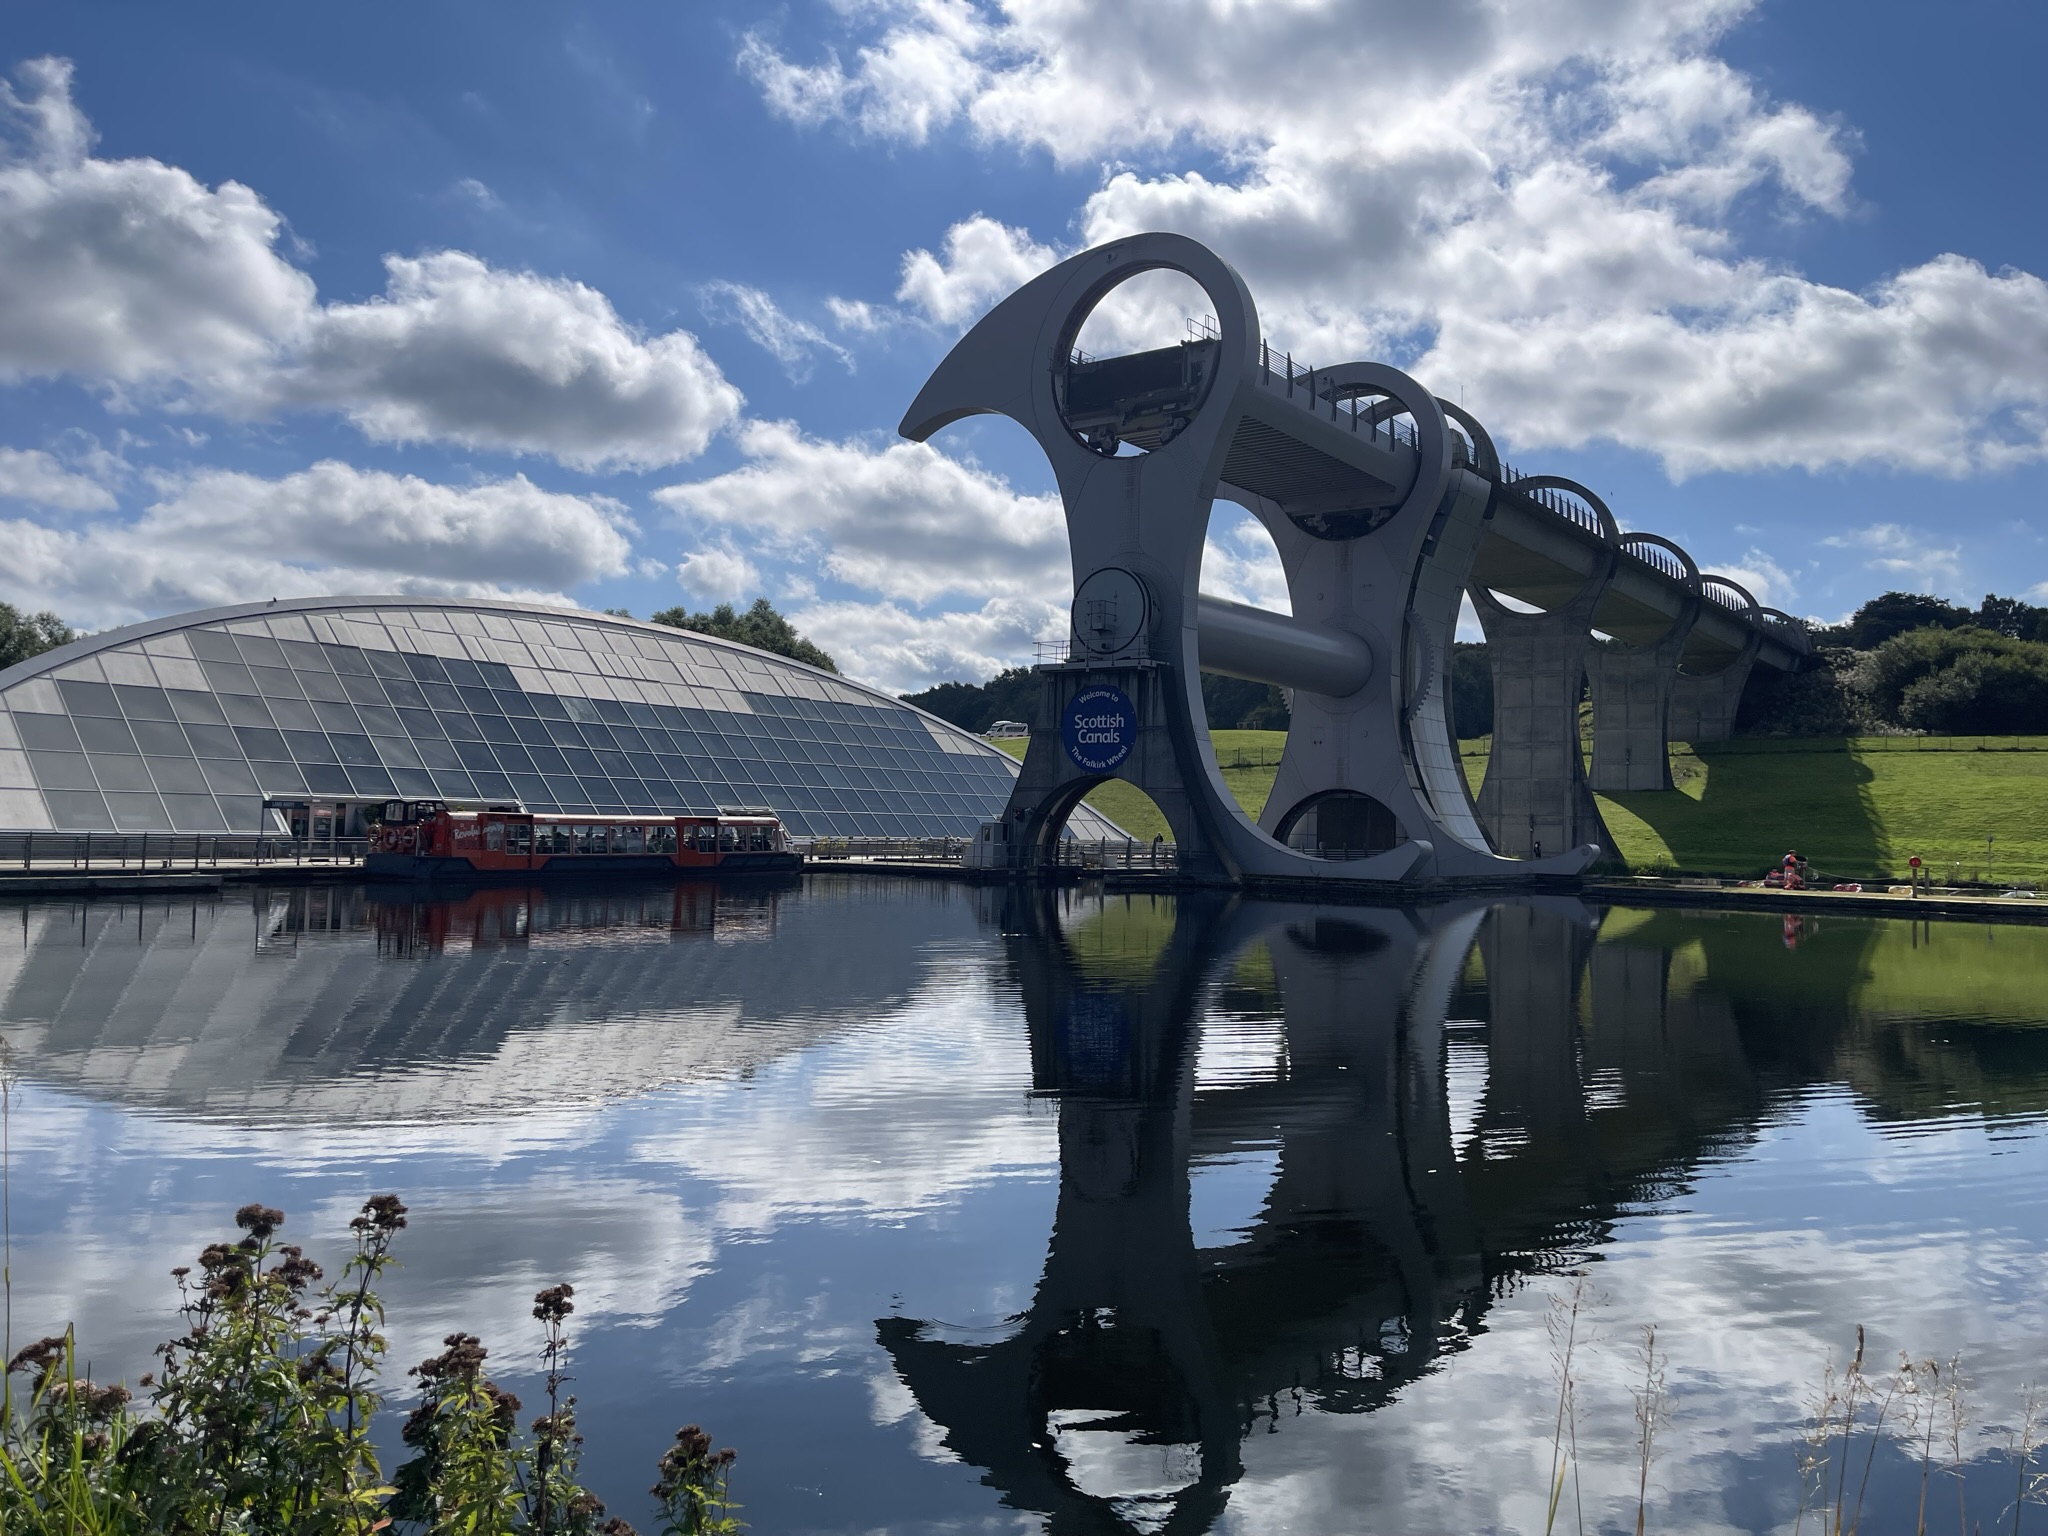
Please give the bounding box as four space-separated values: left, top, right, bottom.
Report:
1668 578 1765 745
1471 478 1618 861
1586 534 1701 792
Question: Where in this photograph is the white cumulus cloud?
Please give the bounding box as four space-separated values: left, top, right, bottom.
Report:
1820 522 1966 596
747 1 2048 478
0 461 633 627
0 58 741 471
0 446 116 511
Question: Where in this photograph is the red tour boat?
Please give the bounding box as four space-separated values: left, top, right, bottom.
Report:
367 800 802 880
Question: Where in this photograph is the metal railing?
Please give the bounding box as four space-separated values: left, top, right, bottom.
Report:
1048 838 1179 873
1257 339 1421 450
799 836 970 863
0 832 369 873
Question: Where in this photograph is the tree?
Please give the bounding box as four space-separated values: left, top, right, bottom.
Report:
0 603 75 671
1839 591 1974 650
1200 673 1290 730
1450 642 1493 739
1974 593 2048 643
902 668 1038 733
648 597 838 673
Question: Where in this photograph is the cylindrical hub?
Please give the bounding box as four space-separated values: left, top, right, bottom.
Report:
1195 595 1373 698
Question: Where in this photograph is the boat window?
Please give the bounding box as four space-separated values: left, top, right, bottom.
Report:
621 824 646 854
718 824 738 852
507 823 532 854
485 821 505 852
694 825 715 854
650 824 677 854
574 824 599 854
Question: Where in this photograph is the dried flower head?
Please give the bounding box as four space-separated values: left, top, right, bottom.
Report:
6 1335 70 1389
351 1193 408 1235
533 1282 576 1324
234 1203 286 1241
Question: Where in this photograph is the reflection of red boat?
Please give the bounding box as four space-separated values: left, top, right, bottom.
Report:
366 800 802 881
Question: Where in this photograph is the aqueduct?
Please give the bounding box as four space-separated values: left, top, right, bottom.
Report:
905 233 1808 885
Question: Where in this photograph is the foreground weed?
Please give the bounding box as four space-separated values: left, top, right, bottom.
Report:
0 1196 738 1535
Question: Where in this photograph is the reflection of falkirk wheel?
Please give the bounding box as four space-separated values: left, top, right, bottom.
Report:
903 232 1598 885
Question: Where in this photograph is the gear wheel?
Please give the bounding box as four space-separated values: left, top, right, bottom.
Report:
1402 622 1442 721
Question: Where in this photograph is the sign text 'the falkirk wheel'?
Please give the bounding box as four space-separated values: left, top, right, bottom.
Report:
900 230 1599 886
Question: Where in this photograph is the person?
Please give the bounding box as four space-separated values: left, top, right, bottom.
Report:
1781 850 1804 891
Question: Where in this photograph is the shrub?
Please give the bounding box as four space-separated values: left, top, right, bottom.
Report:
1862 626 2048 732
0 1196 739 1535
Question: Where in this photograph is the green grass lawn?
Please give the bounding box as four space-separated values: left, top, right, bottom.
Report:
998 729 2048 884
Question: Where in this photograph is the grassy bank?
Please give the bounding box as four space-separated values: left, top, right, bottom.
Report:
995 730 2048 884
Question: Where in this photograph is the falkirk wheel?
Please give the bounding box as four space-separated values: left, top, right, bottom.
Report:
903 232 1597 887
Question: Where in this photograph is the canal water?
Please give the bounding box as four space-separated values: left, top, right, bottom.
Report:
2 879 2046 1534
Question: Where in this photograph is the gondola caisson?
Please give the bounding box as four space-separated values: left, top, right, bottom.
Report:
366 800 802 880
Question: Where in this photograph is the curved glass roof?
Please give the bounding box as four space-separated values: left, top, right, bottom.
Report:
0 598 1118 840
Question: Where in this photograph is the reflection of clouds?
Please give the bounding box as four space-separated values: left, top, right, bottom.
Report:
1208 1094 2048 1533
631 967 1056 1233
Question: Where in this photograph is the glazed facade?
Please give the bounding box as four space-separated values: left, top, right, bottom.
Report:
0 598 1107 840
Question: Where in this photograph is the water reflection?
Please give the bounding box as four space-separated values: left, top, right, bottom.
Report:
1 883 2046 1533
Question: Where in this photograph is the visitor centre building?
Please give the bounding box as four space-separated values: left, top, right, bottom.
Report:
0 597 1111 841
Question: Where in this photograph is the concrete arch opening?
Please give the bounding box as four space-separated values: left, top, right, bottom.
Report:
1271 788 1407 859
1059 268 1221 459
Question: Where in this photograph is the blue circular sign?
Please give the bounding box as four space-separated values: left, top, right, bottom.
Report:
1062 683 1136 773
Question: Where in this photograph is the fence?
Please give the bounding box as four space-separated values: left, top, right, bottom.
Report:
1047 838 1179 873
0 833 369 872
799 836 970 863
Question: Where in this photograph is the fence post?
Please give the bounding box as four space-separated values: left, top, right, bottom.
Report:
83 832 91 873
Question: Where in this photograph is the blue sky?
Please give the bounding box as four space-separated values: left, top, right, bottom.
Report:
2 0 2044 692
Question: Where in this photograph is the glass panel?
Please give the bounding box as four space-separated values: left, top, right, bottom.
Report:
380 677 429 709
28 751 97 789
265 696 323 732
416 739 464 771
439 711 484 742
201 760 261 795
576 775 618 803
493 743 536 774
15 713 81 752
594 699 631 725
429 770 477 798
46 789 117 830
562 696 601 724
420 681 465 711
340 672 389 706
507 774 550 805
476 660 519 690
233 633 288 669
167 691 229 726
530 693 570 720
215 796 266 833
609 725 648 753
322 643 373 675
219 693 275 728
395 707 444 738
441 656 485 688
594 750 632 777
162 793 227 833
249 665 304 698
545 719 584 747
542 775 585 808
492 688 535 717
349 768 396 796
91 756 154 792
456 685 498 714
476 714 522 745
148 758 211 793
469 772 515 800
105 791 169 831
403 652 450 682
454 741 500 773
278 639 331 671
511 716 553 745
391 769 437 797
522 743 569 775
301 764 354 795
183 724 242 760
252 761 306 794
559 746 600 776
283 730 340 764
112 684 177 720
185 629 243 664
312 700 362 733
122 729 189 773
329 733 382 767
365 649 413 682
56 679 122 717
297 670 351 704
373 735 424 768
625 751 664 778
199 660 257 696
354 703 404 736
74 716 140 754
